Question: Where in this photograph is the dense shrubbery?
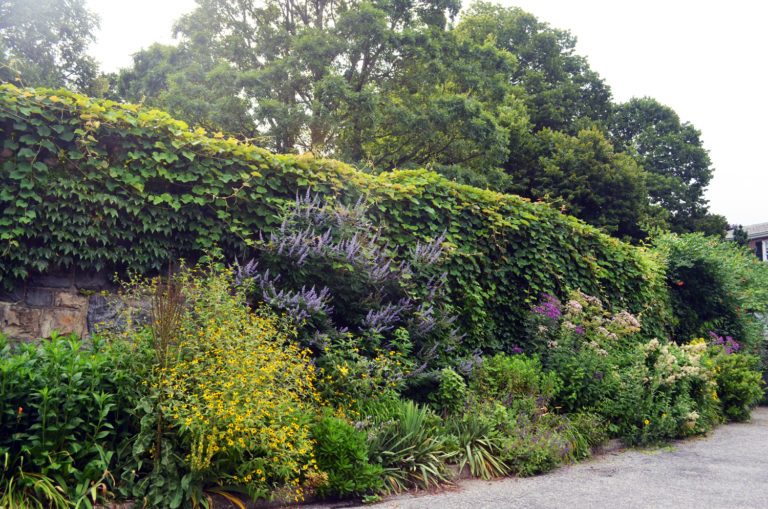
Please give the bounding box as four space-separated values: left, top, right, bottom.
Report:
529 290 763 445
0 333 131 508
0 86 766 507
654 232 768 351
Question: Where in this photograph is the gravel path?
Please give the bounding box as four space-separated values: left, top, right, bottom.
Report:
346 407 768 509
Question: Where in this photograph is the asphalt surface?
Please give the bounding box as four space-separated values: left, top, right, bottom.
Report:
347 407 768 509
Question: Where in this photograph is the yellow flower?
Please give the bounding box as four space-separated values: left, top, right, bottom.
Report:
644 419 650 426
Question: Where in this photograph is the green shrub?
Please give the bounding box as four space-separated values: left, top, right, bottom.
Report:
532 292 632 414
315 334 412 417
0 332 131 507
443 403 507 479
710 350 764 422
530 291 722 445
607 338 720 445
470 353 558 401
431 368 469 415
653 232 768 350
311 417 384 498
364 400 451 493
497 408 582 477
567 412 609 460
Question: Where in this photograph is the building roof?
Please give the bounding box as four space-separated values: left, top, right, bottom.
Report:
726 222 768 240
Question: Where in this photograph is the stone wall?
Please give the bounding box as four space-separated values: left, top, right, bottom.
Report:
0 270 117 341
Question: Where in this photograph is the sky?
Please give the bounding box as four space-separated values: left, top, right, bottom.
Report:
85 0 768 226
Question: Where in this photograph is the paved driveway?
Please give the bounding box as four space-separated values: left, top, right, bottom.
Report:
352 407 768 509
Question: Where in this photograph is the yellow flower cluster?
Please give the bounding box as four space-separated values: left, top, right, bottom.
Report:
153 267 320 494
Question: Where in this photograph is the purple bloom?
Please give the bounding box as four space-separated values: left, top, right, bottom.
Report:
709 331 740 354
574 326 585 335
533 293 562 320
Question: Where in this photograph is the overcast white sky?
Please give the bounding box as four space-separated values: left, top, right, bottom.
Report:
86 0 768 226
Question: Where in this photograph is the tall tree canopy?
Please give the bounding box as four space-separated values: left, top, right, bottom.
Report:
455 1 612 133
608 97 724 235
506 127 651 240
0 0 98 90
119 0 521 170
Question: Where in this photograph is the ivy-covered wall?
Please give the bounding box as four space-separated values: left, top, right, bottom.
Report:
0 85 671 349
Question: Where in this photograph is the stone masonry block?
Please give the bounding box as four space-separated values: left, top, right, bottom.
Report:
0 304 41 340
0 284 24 303
30 272 73 289
25 288 53 307
54 290 89 310
39 308 86 338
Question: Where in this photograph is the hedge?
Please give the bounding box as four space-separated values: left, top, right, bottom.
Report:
0 84 670 351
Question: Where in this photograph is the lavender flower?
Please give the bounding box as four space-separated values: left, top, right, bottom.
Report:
534 293 562 320
709 331 740 354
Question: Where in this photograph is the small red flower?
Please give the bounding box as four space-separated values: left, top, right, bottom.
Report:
676 281 684 286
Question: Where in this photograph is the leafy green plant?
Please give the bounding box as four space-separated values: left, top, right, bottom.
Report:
365 400 452 493
430 368 468 415
311 416 384 498
470 353 558 401
566 412 609 460
444 407 508 479
0 332 130 507
497 409 579 477
710 350 764 422
0 460 70 509
100 263 321 507
315 334 412 416
653 232 768 350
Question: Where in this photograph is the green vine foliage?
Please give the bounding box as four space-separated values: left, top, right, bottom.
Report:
0 84 670 351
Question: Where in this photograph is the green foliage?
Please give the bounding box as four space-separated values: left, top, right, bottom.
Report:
456 1 612 134
710 351 764 422
608 338 721 445
431 368 468 415
0 84 669 356
469 353 558 401
0 332 131 507
497 406 588 477
505 127 652 241
0 0 99 91
312 416 384 498
531 291 725 445
567 412 609 459
731 225 749 248
315 335 412 416
609 97 720 235
653 232 768 349
239 191 458 378
117 44 255 139
364 400 451 493
443 405 507 479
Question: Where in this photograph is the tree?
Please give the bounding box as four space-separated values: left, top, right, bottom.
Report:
0 0 99 90
732 224 749 247
166 0 460 156
507 127 651 240
608 97 720 235
118 0 517 169
455 1 613 134
355 29 528 170
118 43 256 138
